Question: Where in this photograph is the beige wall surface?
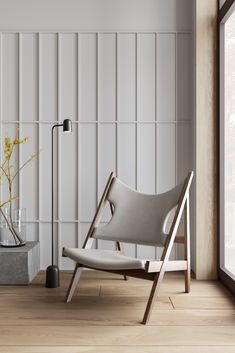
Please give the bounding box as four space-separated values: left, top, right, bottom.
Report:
195 0 218 279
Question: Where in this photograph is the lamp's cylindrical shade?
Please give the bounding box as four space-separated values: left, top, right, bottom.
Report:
63 119 72 133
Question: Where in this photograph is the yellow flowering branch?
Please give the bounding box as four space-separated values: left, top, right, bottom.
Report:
11 152 39 183
0 128 39 245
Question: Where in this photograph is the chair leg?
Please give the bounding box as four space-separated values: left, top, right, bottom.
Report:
142 272 164 325
65 264 83 303
184 196 191 293
116 241 128 281
185 262 191 293
184 247 191 293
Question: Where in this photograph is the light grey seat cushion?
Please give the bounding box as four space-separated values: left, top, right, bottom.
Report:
63 248 145 270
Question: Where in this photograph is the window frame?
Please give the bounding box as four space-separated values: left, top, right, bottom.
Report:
219 0 235 294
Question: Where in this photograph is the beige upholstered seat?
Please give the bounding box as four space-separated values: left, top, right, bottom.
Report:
63 171 194 324
63 248 145 270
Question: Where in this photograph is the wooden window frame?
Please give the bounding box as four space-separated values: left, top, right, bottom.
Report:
219 0 235 295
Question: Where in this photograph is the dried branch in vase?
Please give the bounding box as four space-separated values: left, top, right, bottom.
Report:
0 125 40 246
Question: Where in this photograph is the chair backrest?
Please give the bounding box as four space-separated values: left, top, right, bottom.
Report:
93 171 194 246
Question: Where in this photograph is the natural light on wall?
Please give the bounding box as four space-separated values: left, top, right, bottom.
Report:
224 9 235 277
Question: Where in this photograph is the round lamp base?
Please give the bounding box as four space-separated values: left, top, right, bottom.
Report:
45 265 60 288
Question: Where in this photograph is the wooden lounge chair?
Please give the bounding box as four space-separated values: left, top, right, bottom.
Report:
63 171 194 324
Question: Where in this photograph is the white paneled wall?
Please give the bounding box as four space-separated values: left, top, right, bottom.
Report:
0 31 193 269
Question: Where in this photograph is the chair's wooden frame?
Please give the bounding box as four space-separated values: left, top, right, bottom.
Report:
63 171 194 324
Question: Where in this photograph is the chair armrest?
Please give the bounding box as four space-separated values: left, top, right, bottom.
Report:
145 260 187 273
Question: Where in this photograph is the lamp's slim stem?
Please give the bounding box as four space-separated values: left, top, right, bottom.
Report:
51 126 54 266
51 124 62 266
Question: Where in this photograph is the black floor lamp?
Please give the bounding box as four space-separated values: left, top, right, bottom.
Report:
46 119 72 288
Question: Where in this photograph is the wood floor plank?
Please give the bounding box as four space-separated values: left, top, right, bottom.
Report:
171 296 235 309
0 285 101 297
0 282 229 298
0 326 235 346
2 347 235 353
0 309 234 326
0 294 172 312
100 282 231 297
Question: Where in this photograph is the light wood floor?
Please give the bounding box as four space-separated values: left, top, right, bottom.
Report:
0 270 234 352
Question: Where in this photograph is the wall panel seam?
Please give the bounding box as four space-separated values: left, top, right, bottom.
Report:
0 120 193 124
155 32 158 260
95 32 99 249
175 32 178 260
0 30 193 35
135 32 138 258
37 32 41 245
57 32 61 266
18 33 22 210
76 32 79 249
0 33 2 202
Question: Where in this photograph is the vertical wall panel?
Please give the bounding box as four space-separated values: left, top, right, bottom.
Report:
21 124 38 219
157 124 177 260
177 124 192 181
118 34 136 122
0 33 2 205
60 223 77 269
80 33 97 122
118 124 136 257
40 124 56 220
1 124 19 202
60 33 77 121
137 124 155 193
178 34 192 121
98 123 116 228
98 124 116 212
25 223 38 242
137 123 156 259
137 34 155 122
21 33 38 121
79 124 96 221
157 124 176 193
98 123 116 250
40 223 53 269
157 34 175 122
118 124 136 186
177 123 192 261
2 33 18 121
98 33 116 121
40 34 57 122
